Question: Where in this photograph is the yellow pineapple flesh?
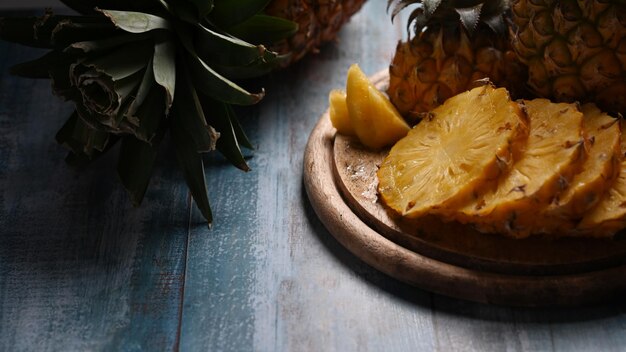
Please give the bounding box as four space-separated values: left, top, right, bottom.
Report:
377 85 529 218
345 64 410 149
578 122 626 238
328 89 354 136
456 99 587 237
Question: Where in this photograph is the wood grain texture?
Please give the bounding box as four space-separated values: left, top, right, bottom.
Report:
1 3 626 351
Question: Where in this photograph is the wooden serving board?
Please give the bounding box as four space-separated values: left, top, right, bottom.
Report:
303 70 626 307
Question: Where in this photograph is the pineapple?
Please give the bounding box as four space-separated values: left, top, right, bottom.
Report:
329 89 354 136
502 104 621 235
377 84 529 218
509 0 626 116
386 0 527 121
578 122 626 237
345 64 410 149
545 105 621 223
456 99 587 237
265 0 367 65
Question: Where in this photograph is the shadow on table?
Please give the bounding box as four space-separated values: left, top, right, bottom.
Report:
301 184 626 324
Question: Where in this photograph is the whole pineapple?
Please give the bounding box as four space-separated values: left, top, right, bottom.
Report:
387 0 527 120
265 0 367 65
509 0 626 116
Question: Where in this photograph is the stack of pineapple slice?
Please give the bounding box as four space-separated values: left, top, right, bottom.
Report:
377 84 625 239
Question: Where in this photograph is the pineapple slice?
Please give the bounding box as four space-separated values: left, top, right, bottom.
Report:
532 104 621 235
551 104 621 216
377 84 528 218
329 89 355 136
346 64 410 149
577 122 626 238
457 99 587 237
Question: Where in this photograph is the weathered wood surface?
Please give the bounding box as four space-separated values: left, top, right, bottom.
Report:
1 2 626 351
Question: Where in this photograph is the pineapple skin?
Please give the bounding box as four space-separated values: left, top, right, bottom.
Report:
265 0 366 66
387 26 528 121
510 0 626 116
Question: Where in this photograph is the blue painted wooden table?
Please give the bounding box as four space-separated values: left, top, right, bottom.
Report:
1 2 626 351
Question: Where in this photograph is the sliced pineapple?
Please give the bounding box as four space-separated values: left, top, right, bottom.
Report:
530 104 621 235
377 84 528 218
346 64 410 149
456 99 587 237
329 89 354 136
577 122 626 238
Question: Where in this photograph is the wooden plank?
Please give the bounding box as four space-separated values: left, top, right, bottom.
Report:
0 41 189 351
179 2 436 351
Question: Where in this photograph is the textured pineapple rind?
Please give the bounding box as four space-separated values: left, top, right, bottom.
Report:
454 100 588 238
377 85 528 219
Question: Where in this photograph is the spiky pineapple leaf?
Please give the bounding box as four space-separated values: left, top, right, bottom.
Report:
98 9 171 33
0 14 116 49
67 32 153 54
186 0 214 19
173 24 265 105
210 54 289 80
423 0 442 16
56 112 111 157
195 23 276 67
170 115 213 224
174 65 220 153
388 0 417 22
201 97 250 171
226 14 298 45
118 134 163 206
209 0 272 28
9 50 65 78
455 4 483 35
152 34 176 111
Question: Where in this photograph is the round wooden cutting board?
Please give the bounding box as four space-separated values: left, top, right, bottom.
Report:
303 70 626 307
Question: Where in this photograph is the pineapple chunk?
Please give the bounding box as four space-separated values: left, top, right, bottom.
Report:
577 121 626 238
346 64 410 149
329 89 355 136
457 99 587 237
377 84 528 218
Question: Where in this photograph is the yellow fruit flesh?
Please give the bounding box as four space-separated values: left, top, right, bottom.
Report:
456 99 586 237
504 104 621 235
329 89 354 136
377 85 528 218
578 122 626 237
552 104 621 216
346 64 410 149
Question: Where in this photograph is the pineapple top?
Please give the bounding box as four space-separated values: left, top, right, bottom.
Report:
388 0 510 36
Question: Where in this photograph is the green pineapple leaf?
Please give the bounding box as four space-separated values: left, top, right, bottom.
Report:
170 114 213 224
152 34 176 111
195 24 276 67
118 134 163 206
174 65 220 153
98 9 172 33
209 0 272 28
226 14 298 45
201 97 250 171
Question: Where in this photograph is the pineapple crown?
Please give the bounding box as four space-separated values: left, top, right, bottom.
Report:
387 0 510 37
0 0 298 223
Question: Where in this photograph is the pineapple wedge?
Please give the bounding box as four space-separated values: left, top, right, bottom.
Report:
329 89 355 136
346 64 410 149
377 84 528 218
457 99 587 237
577 122 626 238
